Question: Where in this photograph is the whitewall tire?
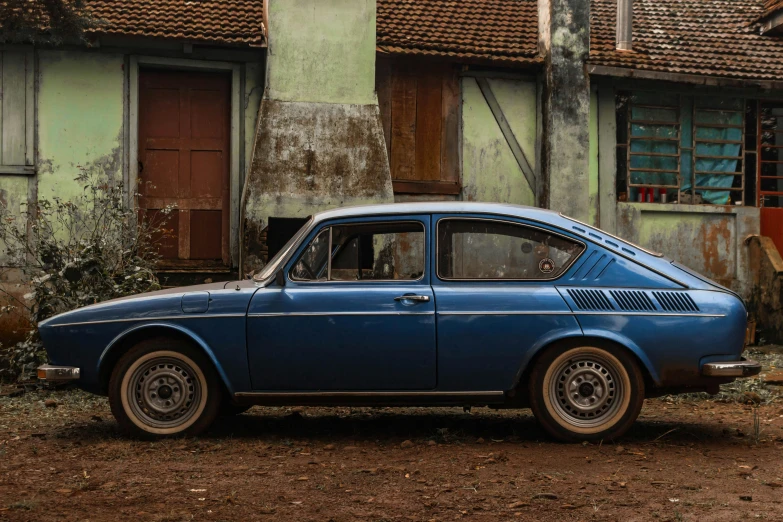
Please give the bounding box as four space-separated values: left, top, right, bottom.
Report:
529 343 645 442
109 338 221 438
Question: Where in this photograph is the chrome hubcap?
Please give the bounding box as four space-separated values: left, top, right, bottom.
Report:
128 356 202 429
549 354 624 428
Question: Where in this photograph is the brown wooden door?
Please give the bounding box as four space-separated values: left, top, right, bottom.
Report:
138 70 231 268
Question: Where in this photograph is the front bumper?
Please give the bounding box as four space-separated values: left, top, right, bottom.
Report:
37 365 81 382
702 358 761 378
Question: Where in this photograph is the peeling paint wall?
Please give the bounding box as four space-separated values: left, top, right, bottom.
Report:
242 0 392 275
461 77 536 205
37 51 126 200
616 203 759 296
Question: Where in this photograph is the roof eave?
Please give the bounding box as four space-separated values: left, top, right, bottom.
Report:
588 63 783 91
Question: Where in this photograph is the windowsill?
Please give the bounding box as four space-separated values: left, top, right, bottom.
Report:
392 180 461 195
0 165 35 175
617 201 758 214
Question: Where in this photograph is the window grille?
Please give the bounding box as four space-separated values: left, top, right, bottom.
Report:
616 91 746 205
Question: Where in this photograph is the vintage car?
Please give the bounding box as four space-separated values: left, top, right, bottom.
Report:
37 202 760 441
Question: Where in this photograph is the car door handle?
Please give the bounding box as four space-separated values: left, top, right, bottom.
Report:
394 295 430 302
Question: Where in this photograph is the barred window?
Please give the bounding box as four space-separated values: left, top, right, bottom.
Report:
616 92 747 206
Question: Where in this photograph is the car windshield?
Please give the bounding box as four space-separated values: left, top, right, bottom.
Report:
253 216 314 283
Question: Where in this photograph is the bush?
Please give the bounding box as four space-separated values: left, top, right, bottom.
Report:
0 168 172 380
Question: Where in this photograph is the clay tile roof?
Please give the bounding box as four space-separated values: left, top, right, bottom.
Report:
376 0 541 66
763 0 783 19
87 0 265 47
590 0 783 82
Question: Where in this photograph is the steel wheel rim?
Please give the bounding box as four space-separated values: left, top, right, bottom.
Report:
548 352 625 429
126 356 203 430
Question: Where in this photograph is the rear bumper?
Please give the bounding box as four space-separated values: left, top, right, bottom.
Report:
702 358 761 378
37 365 81 382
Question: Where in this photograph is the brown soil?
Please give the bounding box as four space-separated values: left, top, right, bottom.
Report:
1 389 782 522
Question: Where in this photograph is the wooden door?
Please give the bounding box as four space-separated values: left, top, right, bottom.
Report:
138 70 231 268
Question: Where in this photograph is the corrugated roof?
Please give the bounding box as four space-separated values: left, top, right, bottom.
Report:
376 0 541 65
589 0 783 82
87 0 265 46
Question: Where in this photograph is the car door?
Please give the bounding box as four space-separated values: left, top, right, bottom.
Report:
431 214 586 392
246 215 436 390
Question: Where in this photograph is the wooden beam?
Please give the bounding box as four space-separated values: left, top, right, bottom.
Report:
392 180 461 195
475 77 537 193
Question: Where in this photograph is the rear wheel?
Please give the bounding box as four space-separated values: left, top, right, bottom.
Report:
109 338 221 438
529 343 644 442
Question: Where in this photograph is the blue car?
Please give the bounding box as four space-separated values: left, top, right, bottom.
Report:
37 202 759 441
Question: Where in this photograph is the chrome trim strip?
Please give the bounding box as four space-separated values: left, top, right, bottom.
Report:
438 311 573 316
248 311 435 317
559 212 664 257
50 313 246 328
437 311 724 317
234 391 504 398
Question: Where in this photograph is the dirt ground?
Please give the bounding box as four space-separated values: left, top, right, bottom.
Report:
1 352 783 522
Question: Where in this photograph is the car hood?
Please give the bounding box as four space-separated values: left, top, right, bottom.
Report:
38 281 239 328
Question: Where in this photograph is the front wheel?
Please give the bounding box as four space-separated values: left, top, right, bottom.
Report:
529 343 644 442
109 338 222 438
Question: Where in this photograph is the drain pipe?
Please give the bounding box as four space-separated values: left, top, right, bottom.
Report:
616 0 633 51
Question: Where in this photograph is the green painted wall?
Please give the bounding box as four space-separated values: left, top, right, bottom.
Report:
266 0 376 105
244 61 265 172
461 77 536 205
589 87 599 226
37 51 125 201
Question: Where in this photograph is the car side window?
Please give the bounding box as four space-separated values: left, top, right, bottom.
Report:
437 219 584 280
291 228 330 281
291 221 425 282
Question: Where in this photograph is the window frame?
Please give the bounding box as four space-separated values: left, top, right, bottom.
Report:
0 48 35 176
435 216 586 283
615 89 749 206
288 219 428 284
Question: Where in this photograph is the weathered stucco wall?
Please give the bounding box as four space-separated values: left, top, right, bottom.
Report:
461 77 536 205
266 0 376 105
540 0 591 222
616 203 759 297
243 0 392 275
37 51 126 200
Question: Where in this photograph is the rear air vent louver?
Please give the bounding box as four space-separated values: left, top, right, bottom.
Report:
652 291 699 312
609 290 656 312
567 289 614 311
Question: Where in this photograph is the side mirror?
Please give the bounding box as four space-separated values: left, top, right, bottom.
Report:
275 269 286 287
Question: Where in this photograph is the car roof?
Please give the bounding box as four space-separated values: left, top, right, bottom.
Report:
312 202 559 224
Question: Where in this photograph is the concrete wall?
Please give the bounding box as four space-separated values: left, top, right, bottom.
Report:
616 203 759 296
242 0 393 275
461 77 537 206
